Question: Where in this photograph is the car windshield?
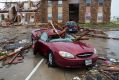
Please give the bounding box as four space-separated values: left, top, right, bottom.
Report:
49 34 74 42
66 21 77 26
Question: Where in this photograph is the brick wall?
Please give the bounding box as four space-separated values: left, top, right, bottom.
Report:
40 0 48 23
103 0 111 23
79 0 86 23
62 0 69 24
52 1 58 23
91 0 98 24
38 0 111 24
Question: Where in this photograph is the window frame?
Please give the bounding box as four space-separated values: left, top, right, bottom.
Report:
85 0 92 6
98 0 104 6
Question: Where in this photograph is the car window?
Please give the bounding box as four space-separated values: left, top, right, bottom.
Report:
40 32 48 41
66 21 77 26
50 38 72 42
71 22 77 26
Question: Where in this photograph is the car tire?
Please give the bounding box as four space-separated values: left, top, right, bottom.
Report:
33 47 37 55
48 52 56 67
33 44 39 55
31 34 33 45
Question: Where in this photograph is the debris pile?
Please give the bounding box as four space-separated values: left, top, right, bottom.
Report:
0 39 31 67
72 57 119 80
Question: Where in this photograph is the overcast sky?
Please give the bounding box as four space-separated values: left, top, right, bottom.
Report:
111 0 119 17
0 0 119 17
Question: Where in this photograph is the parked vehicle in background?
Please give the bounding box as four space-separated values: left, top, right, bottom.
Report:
64 21 79 33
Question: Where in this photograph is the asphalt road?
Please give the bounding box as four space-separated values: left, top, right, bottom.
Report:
0 27 119 80
1 37 119 80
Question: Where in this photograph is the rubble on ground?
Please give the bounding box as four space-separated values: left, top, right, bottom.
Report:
0 39 31 67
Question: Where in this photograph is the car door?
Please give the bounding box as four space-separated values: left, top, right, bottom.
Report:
38 40 49 56
38 32 50 56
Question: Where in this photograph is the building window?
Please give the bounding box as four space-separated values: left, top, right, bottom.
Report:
48 1 52 21
97 12 103 22
97 7 103 22
98 0 104 6
48 1 52 7
58 1 62 7
85 12 91 21
85 12 91 23
48 14 52 20
58 1 62 22
85 0 91 6
85 7 91 23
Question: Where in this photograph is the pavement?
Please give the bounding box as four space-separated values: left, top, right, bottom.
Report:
0 27 119 80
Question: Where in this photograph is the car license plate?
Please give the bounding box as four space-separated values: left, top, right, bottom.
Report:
85 59 92 66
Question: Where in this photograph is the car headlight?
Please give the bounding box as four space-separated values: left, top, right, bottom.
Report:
94 48 97 54
59 51 75 58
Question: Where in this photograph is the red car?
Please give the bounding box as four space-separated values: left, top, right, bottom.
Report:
31 28 98 68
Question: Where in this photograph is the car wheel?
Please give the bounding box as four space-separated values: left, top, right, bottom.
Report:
31 34 33 44
33 44 39 55
48 52 56 67
33 47 37 55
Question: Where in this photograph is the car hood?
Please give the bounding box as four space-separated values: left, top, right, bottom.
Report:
49 42 94 55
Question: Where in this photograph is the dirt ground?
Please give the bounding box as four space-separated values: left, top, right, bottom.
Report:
0 25 119 80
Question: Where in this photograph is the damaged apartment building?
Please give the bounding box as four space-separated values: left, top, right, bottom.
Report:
39 0 111 24
0 0 111 25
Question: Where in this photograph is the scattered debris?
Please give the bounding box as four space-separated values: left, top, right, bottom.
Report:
72 76 81 80
19 39 30 44
3 44 20 51
0 38 15 45
0 43 32 66
0 51 7 57
88 33 110 39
